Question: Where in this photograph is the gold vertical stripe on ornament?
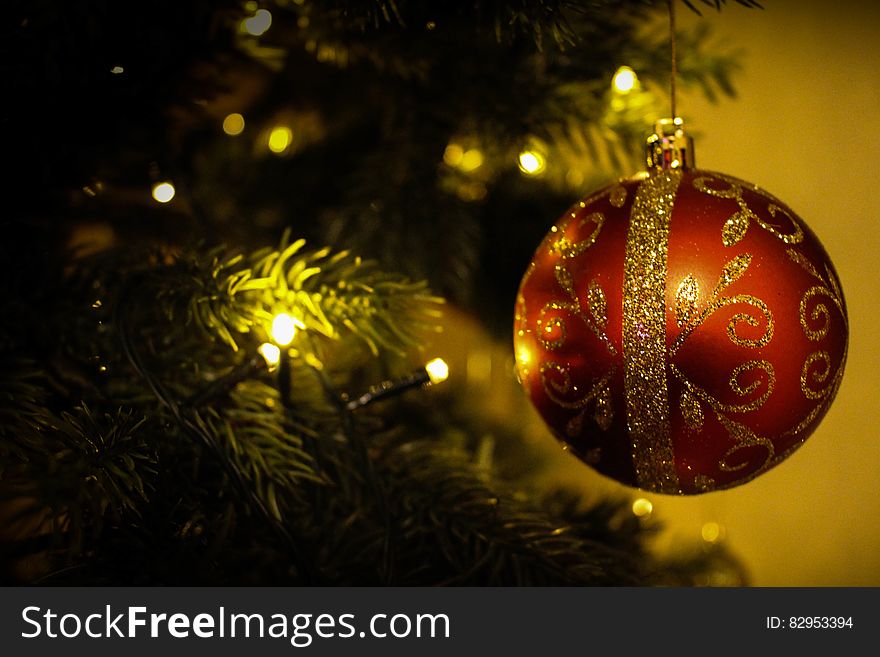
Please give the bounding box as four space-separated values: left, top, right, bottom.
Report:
623 170 681 493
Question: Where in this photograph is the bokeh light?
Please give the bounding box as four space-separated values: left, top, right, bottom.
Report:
223 113 245 136
243 9 272 36
517 150 546 176
268 126 293 154
612 65 638 93
151 182 175 203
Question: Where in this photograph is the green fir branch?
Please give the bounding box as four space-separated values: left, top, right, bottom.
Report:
167 233 442 355
202 380 325 521
0 404 156 554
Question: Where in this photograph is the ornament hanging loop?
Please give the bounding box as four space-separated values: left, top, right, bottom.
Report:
646 117 694 171
646 2 694 172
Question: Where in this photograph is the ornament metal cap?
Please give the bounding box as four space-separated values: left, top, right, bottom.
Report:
646 117 694 171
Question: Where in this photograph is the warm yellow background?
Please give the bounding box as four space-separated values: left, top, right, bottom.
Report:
654 0 880 587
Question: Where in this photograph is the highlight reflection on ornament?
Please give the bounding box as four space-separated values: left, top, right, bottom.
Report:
513 119 848 495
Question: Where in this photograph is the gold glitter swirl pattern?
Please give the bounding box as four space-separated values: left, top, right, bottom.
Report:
801 351 833 400
786 248 847 409
554 264 618 357
728 360 776 404
534 192 621 436
667 248 777 488
622 170 681 493
674 275 700 328
800 286 832 341
785 352 846 438
671 360 775 416
554 262 577 297
785 248 821 279
539 362 614 438
670 254 773 356
717 413 775 473
787 249 845 340
550 212 605 260
825 262 845 305
722 209 752 247
765 204 803 242
549 184 628 259
679 389 704 431
693 175 805 246
724 295 774 349
539 361 611 409
542 266 617 433
536 301 574 350
717 253 753 289
787 248 847 335
587 279 608 331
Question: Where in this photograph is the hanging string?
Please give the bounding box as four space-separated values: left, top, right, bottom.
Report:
669 0 678 119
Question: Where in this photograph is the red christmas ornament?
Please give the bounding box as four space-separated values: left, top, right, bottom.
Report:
513 119 848 494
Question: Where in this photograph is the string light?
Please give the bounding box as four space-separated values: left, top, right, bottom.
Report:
243 9 272 36
268 126 293 154
270 313 299 346
517 150 546 176
223 113 245 136
151 182 175 203
258 343 281 370
425 358 449 384
187 350 272 408
612 65 638 93
344 358 450 411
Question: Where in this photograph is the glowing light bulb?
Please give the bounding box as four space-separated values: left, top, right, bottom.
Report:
151 182 175 203
110 66 124 75
612 66 638 93
632 498 653 517
268 126 293 154
258 342 281 369
223 113 245 136
243 9 272 36
271 313 298 346
425 358 449 384
517 150 546 176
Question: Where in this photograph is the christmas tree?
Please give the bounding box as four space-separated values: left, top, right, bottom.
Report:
0 0 762 585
